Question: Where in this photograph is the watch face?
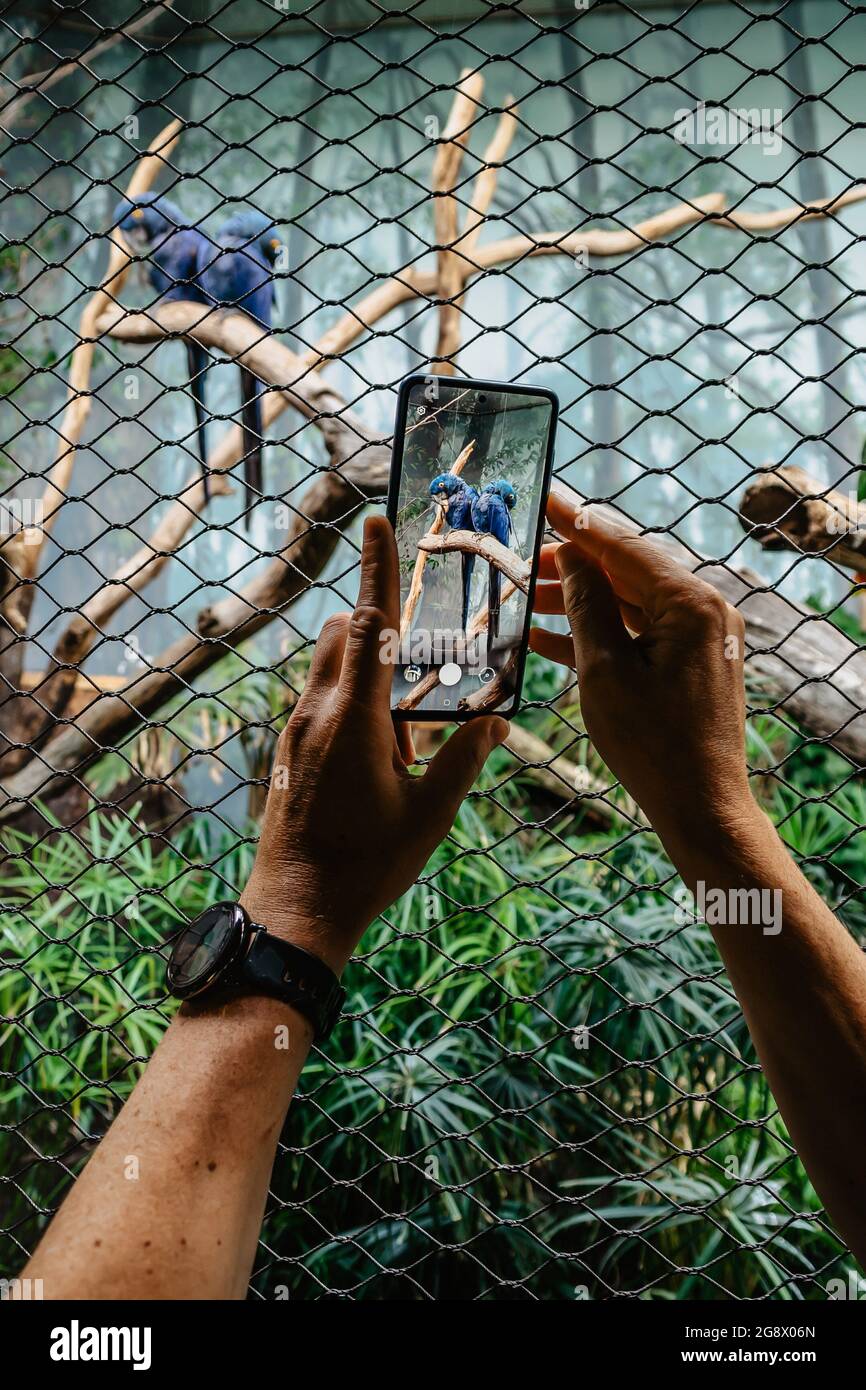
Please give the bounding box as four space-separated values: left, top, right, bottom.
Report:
167 902 248 997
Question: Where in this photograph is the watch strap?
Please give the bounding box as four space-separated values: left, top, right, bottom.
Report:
237 927 346 1042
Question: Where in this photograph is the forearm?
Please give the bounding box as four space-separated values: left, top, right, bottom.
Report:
661 796 866 1264
23 993 313 1299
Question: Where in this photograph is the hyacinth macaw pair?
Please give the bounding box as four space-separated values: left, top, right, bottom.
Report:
112 192 281 524
428 472 517 643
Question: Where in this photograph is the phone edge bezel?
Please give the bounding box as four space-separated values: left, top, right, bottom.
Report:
387 371 559 723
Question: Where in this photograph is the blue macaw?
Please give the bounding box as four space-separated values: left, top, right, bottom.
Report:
198 209 281 526
429 473 479 631
113 193 212 498
470 478 517 644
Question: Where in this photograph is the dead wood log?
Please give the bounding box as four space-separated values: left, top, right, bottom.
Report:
554 485 866 766
739 464 866 574
502 722 643 829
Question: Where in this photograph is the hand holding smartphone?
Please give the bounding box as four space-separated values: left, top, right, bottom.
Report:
387 373 558 719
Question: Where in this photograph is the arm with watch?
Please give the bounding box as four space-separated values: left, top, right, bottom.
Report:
21 517 509 1301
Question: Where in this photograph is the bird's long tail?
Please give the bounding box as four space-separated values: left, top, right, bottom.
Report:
186 342 210 501
461 553 474 632
239 366 264 530
488 563 501 646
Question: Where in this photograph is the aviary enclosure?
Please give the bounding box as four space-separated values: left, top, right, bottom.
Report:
2 0 865 1299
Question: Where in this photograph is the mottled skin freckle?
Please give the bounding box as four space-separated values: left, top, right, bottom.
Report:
207 1160 217 1171
94 1239 101 1247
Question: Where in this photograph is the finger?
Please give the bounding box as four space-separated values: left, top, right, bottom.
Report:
534 587 645 631
547 485 632 545
619 600 647 635
538 542 563 580
394 718 416 766
420 717 509 829
533 581 565 614
548 485 689 612
556 544 632 682
528 625 576 669
567 526 710 618
340 515 400 703
301 612 349 698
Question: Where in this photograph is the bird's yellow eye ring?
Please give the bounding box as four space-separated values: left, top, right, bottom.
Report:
269 237 280 249
132 208 144 219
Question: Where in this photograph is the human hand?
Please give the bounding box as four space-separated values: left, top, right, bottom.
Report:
529 486 756 852
241 515 509 974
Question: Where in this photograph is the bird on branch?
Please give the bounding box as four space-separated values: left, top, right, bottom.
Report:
113 193 212 498
428 472 478 630
198 209 281 527
470 476 517 645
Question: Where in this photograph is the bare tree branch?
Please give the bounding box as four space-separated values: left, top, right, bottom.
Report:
0 118 184 742
432 69 484 372
0 455 389 820
20 119 184 591
1 3 175 130
396 575 519 712
306 186 866 373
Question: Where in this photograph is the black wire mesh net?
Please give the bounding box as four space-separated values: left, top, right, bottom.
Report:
1 0 865 1300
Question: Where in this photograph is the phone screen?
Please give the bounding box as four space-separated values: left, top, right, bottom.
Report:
388 374 557 718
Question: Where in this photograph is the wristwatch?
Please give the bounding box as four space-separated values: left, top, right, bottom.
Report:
165 901 346 1042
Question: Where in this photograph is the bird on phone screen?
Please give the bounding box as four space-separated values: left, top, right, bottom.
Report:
470 477 517 645
428 473 479 630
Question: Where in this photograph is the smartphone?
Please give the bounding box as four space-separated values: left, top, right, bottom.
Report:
387 372 558 720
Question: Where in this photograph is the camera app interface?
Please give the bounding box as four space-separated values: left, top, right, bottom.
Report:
391 378 554 716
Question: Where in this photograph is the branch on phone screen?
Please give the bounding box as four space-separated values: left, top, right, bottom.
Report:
396 577 519 712
457 644 519 712
418 530 530 590
398 437 475 642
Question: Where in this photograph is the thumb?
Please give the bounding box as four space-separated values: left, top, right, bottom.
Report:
556 543 630 682
420 716 509 831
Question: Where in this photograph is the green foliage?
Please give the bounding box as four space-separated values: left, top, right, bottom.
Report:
1 710 860 1297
